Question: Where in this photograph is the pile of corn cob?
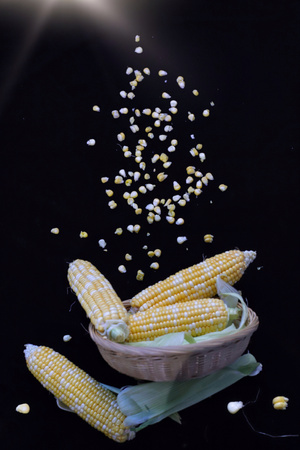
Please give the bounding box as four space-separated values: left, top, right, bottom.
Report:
67 249 256 343
25 249 256 442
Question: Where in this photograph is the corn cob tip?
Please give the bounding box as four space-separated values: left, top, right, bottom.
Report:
24 343 39 359
243 250 257 267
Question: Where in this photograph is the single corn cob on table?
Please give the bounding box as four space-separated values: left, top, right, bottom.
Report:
130 250 256 312
68 259 129 342
24 344 135 443
127 298 234 342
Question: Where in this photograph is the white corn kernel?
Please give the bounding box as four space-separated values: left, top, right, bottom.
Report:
158 70 168 76
115 228 123 235
135 35 140 42
86 139 96 146
119 108 128 115
186 176 193 184
190 147 198 157
125 253 132 261
135 46 143 54
63 334 72 342
98 239 107 248
202 109 210 117
150 262 159 270
133 224 141 233
173 181 181 191
227 401 244 414
126 67 133 75
118 265 126 273
199 152 206 162
170 100 177 107
177 236 187 244
171 139 178 146
206 172 214 180
188 112 195 121
114 175 124 184
124 151 132 158
154 119 161 127
163 161 172 169
196 143 203 150
117 132 125 142
92 105 100 112
219 184 228 192
186 166 195 175
127 92 135 99
159 134 167 141
162 92 171 99
50 228 59 235
154 249 162 257
176 218 184 225
145 183 155 191
164 125 173 132
148 133 154 139
119 90 127 98
152 154 160 163
178 199 187 206
143 67 151 75
143 108 152 115
138 186 147 194
108 201 117 209
166 216 175 224
169 107 178 114
195 171 203 178
16 403 30 414
168 145 176 152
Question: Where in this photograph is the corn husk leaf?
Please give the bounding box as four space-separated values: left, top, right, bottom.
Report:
117 353 260 431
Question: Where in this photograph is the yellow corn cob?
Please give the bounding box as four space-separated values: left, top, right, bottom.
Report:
127 298 229 342
24 344 135 443
68 259 129 342
130 250 256 312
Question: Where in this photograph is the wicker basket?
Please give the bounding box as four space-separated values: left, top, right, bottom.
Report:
89 304 259 382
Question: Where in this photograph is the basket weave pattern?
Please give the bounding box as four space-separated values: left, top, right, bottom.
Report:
89 306 259 381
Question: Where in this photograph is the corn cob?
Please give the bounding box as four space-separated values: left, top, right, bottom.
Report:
68 259 129 342
24 344 135 443
127 298 230 342
130 250 256 312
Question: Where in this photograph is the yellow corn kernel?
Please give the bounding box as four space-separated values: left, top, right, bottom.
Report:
202 109 210 117
130 250 256 311
219 184 228 192
24 345 134 443
79 231 88 238
173 181 181 191
204 234 214 243
115 228 123 235
105 189 114 197
108 200 117 209
192 89 199 96
127 298 228 342
186 166 195 175
136 270 145 281
272 396 289 410
150 262 159 270
157 172 168 182
67 260 128 341
50 227 59 235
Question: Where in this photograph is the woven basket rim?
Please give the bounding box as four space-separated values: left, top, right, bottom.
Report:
89 307 259 357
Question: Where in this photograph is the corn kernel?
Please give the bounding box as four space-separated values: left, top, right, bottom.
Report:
127 92 135 100
16 403 30 414
154 119 161 127
158 70 168 76
186 176 193 184
196 143 203 150
125 253 132 261
166 216 175 224
169 107 178 114
101 177 109 183
119 91 127 98
133 224 141 233
178 199 187 206
173 181 181 191
125 179 132 186
79 231 88 238
145 183 155 191
188 112 195 121
219 184 228 192
159 134 167 141
108 201 117 209
176 218 184 225
195 171 203 178
206 172 214 180
157 172 168 182
50 227 59 234
117 132 125 142
150 262 159 270
227 401 244 414
192 89 199 96
143 108 152 115
114 175 124 184
171 139 178 146
136 270 145 281
119 107 128 114
177 236 187 244
204 234 214 243
168 145 176 152
92 105 100 112
105 189 114 197
160 153 168 162
135 35 140 42
126 66 133 75
135 46 143 54
98 239 107 248
143 67 150 75
135 208 143 215
202 109 210 117
86 139 96 146
152 154 160 163
115 228 123 235
186 166 195 175
199 152 206 162
118 265 126 273
190 147 198 157
272 396 289 410
147 250 155 257
63 334 72 342
162 92 171 99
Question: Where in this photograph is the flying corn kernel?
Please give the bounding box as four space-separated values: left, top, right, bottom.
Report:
272 396 289 410
136 270 145 281
204 234 214 243
63 334 72 342
79 231 88 238
16 403 30 414
98 239 107 249
227 401 244 414
50 228 59 234
135 46 143 54
219 184 228 192
86 139 96 146
92 105 100 112
118 265 127 273
202 109 210 117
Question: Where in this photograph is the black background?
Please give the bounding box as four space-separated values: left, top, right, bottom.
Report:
1 1 299 449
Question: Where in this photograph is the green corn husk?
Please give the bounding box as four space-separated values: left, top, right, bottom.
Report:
126 277 249 348
117 353 261 431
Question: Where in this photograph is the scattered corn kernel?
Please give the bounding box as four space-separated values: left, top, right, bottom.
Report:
272 396 289 410
173 181 181 191
227 401 244 414
119 90 127 98
162 92 171 99
92 105 100 112
166 216 175 224
143 67 150 75
188 112 195 121
16 403 30 414
108 201 117 209
169 107 178 114
159 134 167 141
204 234 214 243
125 253 132 261
190 147 198 157
177 236 187 244
192 89 199 96
127 92 135 99
126 67 133 75
133 224 141 233
147 250 155 258
135 35 140 42
202 109 210 117
163 161 172 169
135 46 143 54
171 139 178 146
158 70 168 76
63 334 72 342
157 172 168 182
98 239 107 248
219 184 228 192
118 265 126 273
105 189 114 197
176 76 185 89
101 177 109 183
178 199 187 206
79 231 88 238
50 227 59 235
117 132 125 142
186 166 195 175
136 270 145 281
196 143 203 150
168 145 176 152
186 176 193 184
86 139 96 146
176 218 184 225
150 262 159 270
135 208 143 215
115 228 123 235
199 152 206 162
206 172 214 180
